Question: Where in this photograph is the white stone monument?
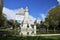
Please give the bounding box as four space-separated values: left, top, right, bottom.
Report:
15 7 37 35
16 7 34 31
21 7 33 31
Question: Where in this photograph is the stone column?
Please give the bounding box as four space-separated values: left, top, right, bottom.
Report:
34 25 36 34
22 7 29 29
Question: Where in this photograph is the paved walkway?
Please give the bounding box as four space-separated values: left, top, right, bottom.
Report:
27 34 60 36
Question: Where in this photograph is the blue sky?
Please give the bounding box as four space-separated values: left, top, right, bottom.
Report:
3 0 59 20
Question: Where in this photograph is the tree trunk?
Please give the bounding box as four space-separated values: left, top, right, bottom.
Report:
47 27 48 33
54 26 56 33
0 0 3 15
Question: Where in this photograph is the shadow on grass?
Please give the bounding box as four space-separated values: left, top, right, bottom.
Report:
0 36 60 40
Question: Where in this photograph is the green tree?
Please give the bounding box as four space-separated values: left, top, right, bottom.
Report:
7 20 20 29
45 5 60 31
0 0 6 28
0 0 3 15
44 21 49 32
34 19 40 29
0 14 7 27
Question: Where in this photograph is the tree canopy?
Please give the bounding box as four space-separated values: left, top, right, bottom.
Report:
45 5 60 30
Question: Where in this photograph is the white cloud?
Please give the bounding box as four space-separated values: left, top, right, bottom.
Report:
3 7 18 20
40 14 46 20
57 0 60 4
29 15 36 24
3 7 37 24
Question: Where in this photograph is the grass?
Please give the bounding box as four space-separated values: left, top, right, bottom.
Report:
0 29 20 35
0 29 60 40
0 36 60 40
36 30 60 34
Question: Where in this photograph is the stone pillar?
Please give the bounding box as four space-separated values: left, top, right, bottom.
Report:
34 25 36 30
22 7 29 29
34 25 36 34
21 7 33 31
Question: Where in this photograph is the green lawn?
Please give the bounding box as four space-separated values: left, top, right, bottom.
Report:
0 29 60 40
37 30 60 34
0 36 60 40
